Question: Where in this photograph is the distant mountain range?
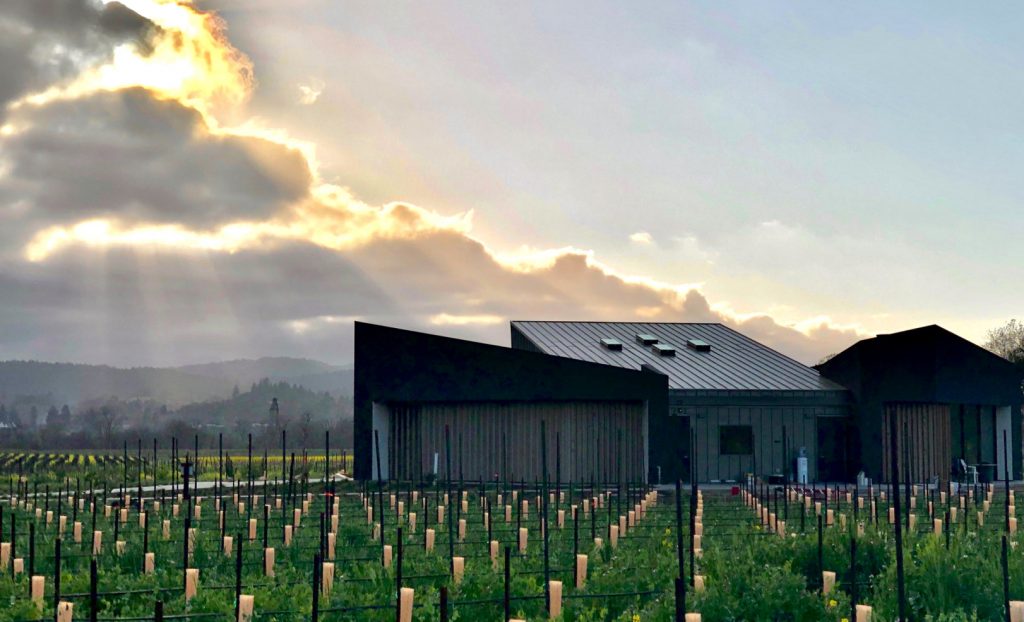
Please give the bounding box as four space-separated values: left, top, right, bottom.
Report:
0 357 353 408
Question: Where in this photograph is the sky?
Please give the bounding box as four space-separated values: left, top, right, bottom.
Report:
0 0 1021 367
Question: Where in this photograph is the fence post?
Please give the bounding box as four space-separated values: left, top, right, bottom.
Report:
53 537 62 621
312 553 320 622
817 514 824 591
1004 535 1011 622
89 559 98 622
503 546 511 622
889 412 907 622
850 533 858 622
396 526 404 604
235 532 243 621
675 479 686 620
154 600 163 622
440 585 448 622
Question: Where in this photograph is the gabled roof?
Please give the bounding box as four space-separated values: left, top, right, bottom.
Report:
817 324 1023 406
511 321 844 392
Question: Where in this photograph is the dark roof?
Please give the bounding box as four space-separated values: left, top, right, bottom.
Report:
511 321 844 392
818 324 1024 406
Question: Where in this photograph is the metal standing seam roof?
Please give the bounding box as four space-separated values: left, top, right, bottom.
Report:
511 321 845 392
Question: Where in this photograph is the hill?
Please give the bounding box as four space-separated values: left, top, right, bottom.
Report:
0 357 353 409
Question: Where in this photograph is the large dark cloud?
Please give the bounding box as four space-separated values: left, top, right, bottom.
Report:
1 89 312 231
0 1 153 113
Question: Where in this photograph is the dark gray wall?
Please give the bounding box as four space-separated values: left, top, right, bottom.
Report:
669 390 850 482
354 322 668 481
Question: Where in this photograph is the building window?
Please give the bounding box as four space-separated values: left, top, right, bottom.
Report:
719 425 754 456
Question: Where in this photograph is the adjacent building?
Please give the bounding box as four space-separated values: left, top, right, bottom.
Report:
817 324 1023 484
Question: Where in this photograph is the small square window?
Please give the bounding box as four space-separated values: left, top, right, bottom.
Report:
719 425 753 456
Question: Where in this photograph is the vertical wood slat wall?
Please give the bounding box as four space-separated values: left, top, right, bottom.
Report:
881 403 952 483
688 405 837 483
389 400 645 483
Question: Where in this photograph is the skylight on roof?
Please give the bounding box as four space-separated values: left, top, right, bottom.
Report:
635 333 658 346
652 343 676 356
600 338 623 351
687 338 711 352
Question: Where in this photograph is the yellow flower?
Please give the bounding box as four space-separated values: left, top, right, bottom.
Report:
842 619 849 622
632 615 640 622
829 599 837 608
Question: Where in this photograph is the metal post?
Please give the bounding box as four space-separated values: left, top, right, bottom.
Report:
890 413 907 622
503 546 511 622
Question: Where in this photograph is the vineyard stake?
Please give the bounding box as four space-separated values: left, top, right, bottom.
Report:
53 536 61 622
541 420 551 611
1004 534 1011 622
28 520 34 585
942 510 950 549
903 418 910 530
142 510 149 569
262 503 269 570
573 502 579 583
137 439 143 511
1005 430 1011 534
503 546 511 622
248 433 254 521
444 425 454 576
689 427 697 587
311 552 320 622
89 559 97 622
889 412 907 622
218 433 223 503
817 514 823 592
234 531 243 621
675 479 686 621
843 527 855 616
440 582 448 622
675 577 685 622
373 429 385 559
395 524 403 606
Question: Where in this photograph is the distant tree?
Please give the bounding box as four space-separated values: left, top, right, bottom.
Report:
817 352 837 366
60 404 72 422
46 406 59 425
986 319 1024 366
29 406 38 428
97 405 119 447
270 397 281 430
299 411 313 448
232 384 240 399
0 404 7 426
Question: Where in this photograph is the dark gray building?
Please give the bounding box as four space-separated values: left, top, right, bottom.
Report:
817 325 1023 483
353 322 667 483
511 321 850 483
354 320 1022 486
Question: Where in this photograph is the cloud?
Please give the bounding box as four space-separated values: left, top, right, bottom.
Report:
0 0 865 367
429 313 504 326
629 231 654 245
297 78 324 105
0 1 155 114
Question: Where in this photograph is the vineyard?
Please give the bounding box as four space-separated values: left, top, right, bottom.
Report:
1 440 1024 620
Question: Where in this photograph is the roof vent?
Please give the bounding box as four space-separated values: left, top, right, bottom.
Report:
635 333 658 346
686 338 711 352
652 343 676 356
600 338 623 351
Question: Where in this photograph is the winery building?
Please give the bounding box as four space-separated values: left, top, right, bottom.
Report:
354 321 1023 485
